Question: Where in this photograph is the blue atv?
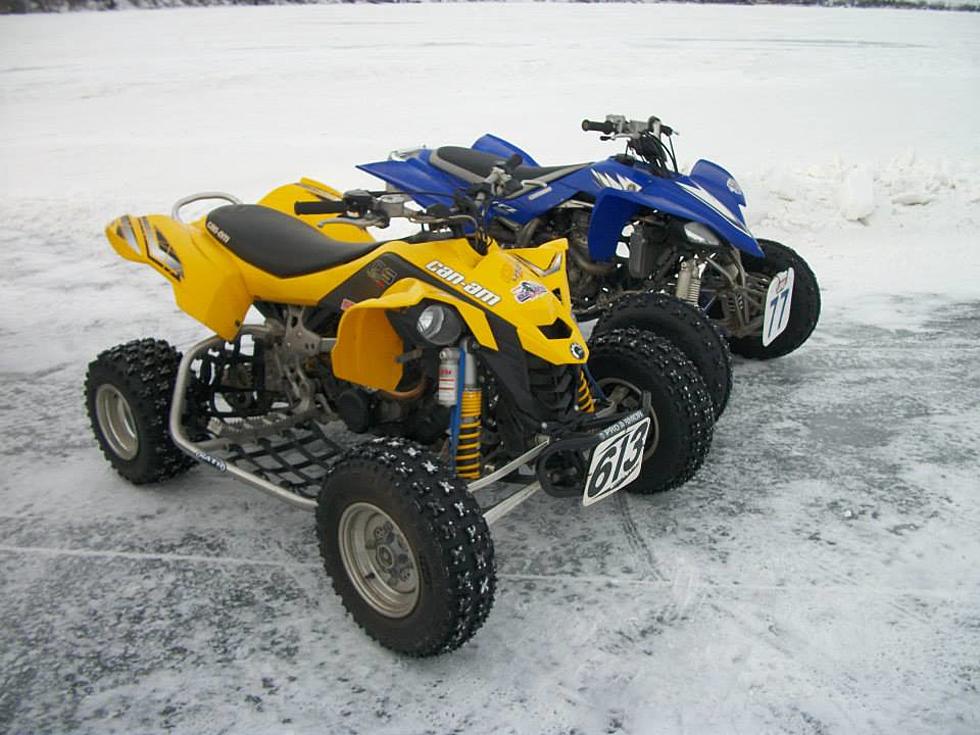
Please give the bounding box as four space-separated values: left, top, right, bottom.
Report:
360 115 822 417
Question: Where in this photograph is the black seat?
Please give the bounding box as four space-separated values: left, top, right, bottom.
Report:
429 146 590 188
206 205 379 278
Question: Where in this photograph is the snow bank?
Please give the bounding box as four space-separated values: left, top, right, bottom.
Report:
741 151 978 229
838 165 875 221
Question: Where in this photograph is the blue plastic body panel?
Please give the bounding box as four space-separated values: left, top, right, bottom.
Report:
359 136 764 259
471 133 540 166
690 159 747 217
357 154 460 210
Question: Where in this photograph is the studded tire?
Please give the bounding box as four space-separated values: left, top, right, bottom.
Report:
316 438 496 657
593 291 733 419
85 338 194 484
727 239 821 359
588 328 714 494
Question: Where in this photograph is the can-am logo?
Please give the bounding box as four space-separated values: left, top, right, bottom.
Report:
425 260 501 306
592 171 642 192
206 220 231 244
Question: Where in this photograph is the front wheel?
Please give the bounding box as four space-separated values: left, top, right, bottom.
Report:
317 438 496 656
727 239 821 359
592 291 733 420
588 328 714 494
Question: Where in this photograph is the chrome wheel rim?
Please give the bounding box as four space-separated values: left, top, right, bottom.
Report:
598 377 661 459
94 384 139 461
338 502 420 618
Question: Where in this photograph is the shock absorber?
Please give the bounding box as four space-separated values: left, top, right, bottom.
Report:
455 343 482 480
437 347 460 407
675 258 702 306
576 367 596 414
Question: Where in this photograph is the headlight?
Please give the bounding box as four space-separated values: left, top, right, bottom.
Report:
416 304 462 346
683 221 721 247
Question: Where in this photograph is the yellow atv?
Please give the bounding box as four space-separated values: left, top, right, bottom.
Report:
84 174 713 656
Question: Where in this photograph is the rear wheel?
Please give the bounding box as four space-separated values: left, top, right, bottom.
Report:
727 239 820 359
317 438 495 656
593 291 733 419
588 328 714 494
85 339 194 484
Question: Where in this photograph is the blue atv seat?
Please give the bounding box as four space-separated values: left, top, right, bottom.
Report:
430 146 589 186
206 205 379 278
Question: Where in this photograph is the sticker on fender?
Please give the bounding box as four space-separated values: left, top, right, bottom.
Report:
582 411 651 506
762 267 795 347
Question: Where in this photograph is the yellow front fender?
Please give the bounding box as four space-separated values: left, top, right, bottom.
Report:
332 279 497 392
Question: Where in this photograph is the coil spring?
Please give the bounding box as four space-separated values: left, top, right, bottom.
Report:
455 388 482 479
576 369 596 414
676 259 702 306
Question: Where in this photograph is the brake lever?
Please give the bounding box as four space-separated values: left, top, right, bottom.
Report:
520 179 549 190
316 214 389 229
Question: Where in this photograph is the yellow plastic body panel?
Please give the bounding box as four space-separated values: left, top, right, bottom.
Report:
330 303 405 390
106 214 252 340
331 279 497 391
257 178 374 243
105 187 587 393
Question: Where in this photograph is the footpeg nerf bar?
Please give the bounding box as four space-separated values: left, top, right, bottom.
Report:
168 331 652 523
169 328 330 511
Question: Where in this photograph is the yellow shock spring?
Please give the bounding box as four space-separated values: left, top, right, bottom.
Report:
577 369 596 414
455 388 482 480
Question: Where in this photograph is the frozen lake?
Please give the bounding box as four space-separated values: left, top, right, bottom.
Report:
1 4 979 733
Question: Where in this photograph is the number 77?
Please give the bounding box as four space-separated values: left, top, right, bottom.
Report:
768 288 791 338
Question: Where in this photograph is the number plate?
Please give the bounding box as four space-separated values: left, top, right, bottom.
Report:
583 411 651 507
762 267 795 347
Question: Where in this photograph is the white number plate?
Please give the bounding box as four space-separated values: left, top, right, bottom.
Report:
762 267 795 347
583 412 651 507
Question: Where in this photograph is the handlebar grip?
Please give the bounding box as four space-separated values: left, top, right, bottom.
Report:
581 119 615 134
293 199 347 215
500 153 523 173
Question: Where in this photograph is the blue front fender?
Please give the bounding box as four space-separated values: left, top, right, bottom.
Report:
689 159 746 218
588 187 764 261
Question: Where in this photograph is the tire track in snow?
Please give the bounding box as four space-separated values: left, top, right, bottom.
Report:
615 493 666 581
0 544 973 601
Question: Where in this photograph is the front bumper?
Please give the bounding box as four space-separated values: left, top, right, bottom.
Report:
535 399 652 501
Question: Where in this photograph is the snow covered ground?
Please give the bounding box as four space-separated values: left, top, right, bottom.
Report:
1 4 979 733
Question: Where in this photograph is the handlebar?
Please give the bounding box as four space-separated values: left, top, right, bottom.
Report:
582 114 679 175
581 119 616 135
293 161 518 250
582 116 675 138
294 200 347 215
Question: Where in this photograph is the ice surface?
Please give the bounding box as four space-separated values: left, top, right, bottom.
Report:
1 4 979 734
